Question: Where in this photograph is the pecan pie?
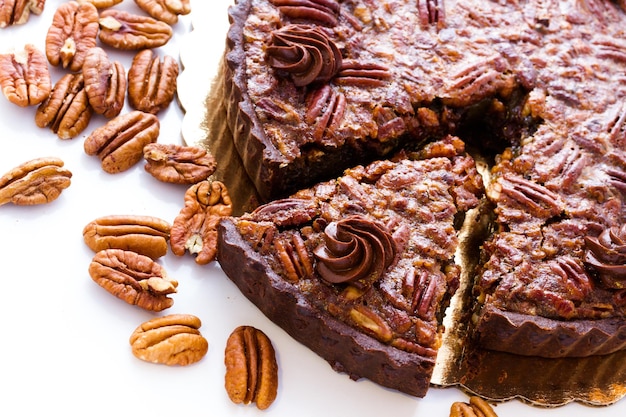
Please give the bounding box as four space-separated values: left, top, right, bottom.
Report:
218 0 626 397
218 136 483 397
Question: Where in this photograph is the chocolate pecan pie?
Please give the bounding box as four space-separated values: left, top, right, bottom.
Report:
218 136 483 397
218 0 626 397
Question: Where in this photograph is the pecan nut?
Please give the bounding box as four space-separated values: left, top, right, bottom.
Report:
127 49 179 114
170 180 233 264
269 0 340 27
224 326 278 410
82 47 126 118
98 9 173 50
0 44 51 107
450 396 498 417
0 0 45 28
79 0 123 8
83 214 171 259
0 157 71 206
35 72 93 139
134 0 191 25
45 1 99 72
143 143 216 184
84 110 160 173
88 248 178 311
129 314 208 366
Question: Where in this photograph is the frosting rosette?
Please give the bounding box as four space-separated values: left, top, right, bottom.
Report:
266 24 342 87
313 215 397 288
584 224 626 289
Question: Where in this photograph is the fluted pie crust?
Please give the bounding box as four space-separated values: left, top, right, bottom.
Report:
217 0 626 401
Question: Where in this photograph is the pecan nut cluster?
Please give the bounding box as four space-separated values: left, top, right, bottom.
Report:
224 326 279 410
0 157 72 206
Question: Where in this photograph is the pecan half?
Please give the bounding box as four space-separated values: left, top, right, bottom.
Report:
82 47 126 118
170 180 233 264
79 0 123 8
88 248 177 311
127 49 179 114
84 110 160 173
249 197 318 226
224 326 278 410
45 1 99 72
450 396 498 417
550 256 592 301
269 0 341 27
134 0 191 25
98 9 173 50
403 267 444 319
129 314 208 366
0 157 71 206
489 174 563 219
349 305 393 343
273 232 314 282
35 72 93 139
143 143 217 184
83 214 171 259
0 44 50 107
333 60 391 87
417 0 445 29
305 85 346 143
0 0 45 28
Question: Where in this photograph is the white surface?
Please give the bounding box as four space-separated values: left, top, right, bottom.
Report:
0 0 622 415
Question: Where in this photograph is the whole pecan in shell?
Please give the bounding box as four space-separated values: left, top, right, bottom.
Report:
143 143 216 184
127 49 179 114
224 326 278 410
170 180 232 264
82 47 126 118
129 314 208 366
134 0 191 25
98 9 173 50
83 110 160 173
0 157 71 206
0 44 51 107
45 1 99 72
88 248 178 311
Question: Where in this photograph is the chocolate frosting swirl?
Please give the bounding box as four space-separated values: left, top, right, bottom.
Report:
584 225 626 288
266 24 342 87
313 215 397 288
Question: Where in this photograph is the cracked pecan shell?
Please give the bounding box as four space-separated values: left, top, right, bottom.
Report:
130 314 208 366
0 157 71 206
127 49 179 114
82 47 126 118
134 0 191 25
143 143 217 184
98 9 173 50
45 1 99 72
84 110 160 173
89 248 178 311
0 44 51 107
35 72 93 139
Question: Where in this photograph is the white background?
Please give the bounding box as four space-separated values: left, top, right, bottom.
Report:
0 0 621 415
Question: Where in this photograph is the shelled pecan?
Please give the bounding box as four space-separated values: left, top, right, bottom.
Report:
224 326 278 410
79 0 123 8
45 1 99 72
98 9 173 50
333 60 391 87
0 0 45 28
450 396 498 417
143 143 216 184
270 0 340 26
82 47 126 118
170 180 232 264
0 157 71 206
127 49 179 114
83 214 171 259
134 0 191 25
88 248 178 311
417 0 445 29
0 44 51 107
129 314 208 366
83 110 160 173
35 72 93 139
273 232 314 282
305 85 345 143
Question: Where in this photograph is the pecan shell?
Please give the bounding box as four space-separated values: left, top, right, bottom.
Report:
224 326 278 410
170 180 233 264
88 248 178 311
83 214 171 259
98 9 173 50
127 49 179 114
129 314 208 366
83 110 160 174
0 44 51 107
35 72 93 139
82 47 126 118
143 143 216 184
0 157 71 206
134 0 191 25
45 1 99 72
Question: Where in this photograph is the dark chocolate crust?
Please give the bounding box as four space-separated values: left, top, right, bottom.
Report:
474 304 626 358
218 218 435 397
